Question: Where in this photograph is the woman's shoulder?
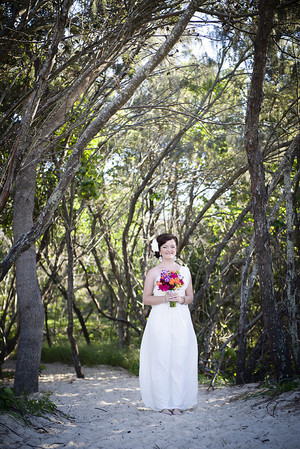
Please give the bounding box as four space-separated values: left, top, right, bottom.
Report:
177 263 189 271
178 265 191 277
146 266 161 279
146 264 190 277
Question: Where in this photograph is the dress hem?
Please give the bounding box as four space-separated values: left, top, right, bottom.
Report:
142 401 198 412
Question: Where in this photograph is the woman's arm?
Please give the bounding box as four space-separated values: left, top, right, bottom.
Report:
182 276 194 304
143 269 166 306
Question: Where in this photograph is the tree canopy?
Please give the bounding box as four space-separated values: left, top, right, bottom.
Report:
0 0 299 393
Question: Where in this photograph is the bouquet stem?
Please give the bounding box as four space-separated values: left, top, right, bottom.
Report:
170 301 176 308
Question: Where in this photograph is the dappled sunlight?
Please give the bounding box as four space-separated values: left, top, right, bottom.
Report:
1 363 299 449
38 364 143 414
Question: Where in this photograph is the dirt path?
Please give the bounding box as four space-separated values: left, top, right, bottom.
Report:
0 363 299 449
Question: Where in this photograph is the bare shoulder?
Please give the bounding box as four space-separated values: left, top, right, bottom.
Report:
180 264 190 272
175 263 184 271
179 265 191 278
146 266 161 279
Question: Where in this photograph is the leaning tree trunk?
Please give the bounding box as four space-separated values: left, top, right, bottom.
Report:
13 156 44 395
244 0 291 379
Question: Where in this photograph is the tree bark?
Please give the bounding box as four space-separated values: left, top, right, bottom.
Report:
13 156 44 394
236 235 258 384
244 0 291 379
63 188 84 379
243 331 268 383
284 150 299 371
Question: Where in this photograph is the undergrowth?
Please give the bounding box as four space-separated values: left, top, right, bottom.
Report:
0 387 58 423
41 341 140 375
241 376 300 401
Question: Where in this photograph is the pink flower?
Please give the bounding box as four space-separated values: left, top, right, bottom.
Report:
156 270 184 308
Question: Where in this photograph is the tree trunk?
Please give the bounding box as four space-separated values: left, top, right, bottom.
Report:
236 236 257 384
13 156 44 395
44 302 52 347
243 331 268 383
73 301 91 345
117 292 130 348
66 230 84 378
244 0 292 379
284 152 299 371
63 191 84 379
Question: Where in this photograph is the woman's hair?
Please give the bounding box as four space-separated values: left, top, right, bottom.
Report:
154 233 178 259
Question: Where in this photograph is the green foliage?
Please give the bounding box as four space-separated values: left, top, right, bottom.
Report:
0 0 299 389
0 387 57 421
211 373 236 387
41 342 141 376
41 343 73 364
241 376 300 401
198 373 212 385
211 348 237 382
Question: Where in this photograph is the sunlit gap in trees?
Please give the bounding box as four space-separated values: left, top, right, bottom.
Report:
186 12 227 68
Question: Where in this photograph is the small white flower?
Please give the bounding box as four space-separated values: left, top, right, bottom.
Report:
151 239 159 252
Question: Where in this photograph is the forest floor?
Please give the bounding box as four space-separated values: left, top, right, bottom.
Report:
0 361 299 449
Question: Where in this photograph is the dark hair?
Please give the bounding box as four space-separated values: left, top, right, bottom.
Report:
154 233 178 259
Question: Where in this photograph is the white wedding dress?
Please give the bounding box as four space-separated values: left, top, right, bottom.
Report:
139 265 198 411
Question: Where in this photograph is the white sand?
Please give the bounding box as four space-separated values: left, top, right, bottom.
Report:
0 362 299 449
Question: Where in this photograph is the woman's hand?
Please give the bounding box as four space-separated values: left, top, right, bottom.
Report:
165 291 181 303
165 291 174 302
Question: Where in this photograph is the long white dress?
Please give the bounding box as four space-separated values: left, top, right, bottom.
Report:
139 265 198 411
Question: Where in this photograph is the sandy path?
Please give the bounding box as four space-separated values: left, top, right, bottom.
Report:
0 362 299 449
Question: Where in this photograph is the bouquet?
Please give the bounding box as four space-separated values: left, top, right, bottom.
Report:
156 270 184 307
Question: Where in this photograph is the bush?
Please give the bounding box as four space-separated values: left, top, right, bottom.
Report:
41 341 140 376
0 386 57 422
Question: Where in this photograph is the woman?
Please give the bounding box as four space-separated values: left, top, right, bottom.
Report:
139 233 198 415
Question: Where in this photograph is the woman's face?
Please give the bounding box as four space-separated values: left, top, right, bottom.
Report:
159 239 177 261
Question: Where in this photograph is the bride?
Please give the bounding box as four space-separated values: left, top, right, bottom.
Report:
139 233 198 415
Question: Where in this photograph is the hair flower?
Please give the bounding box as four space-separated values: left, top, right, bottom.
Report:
151 238 159 253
